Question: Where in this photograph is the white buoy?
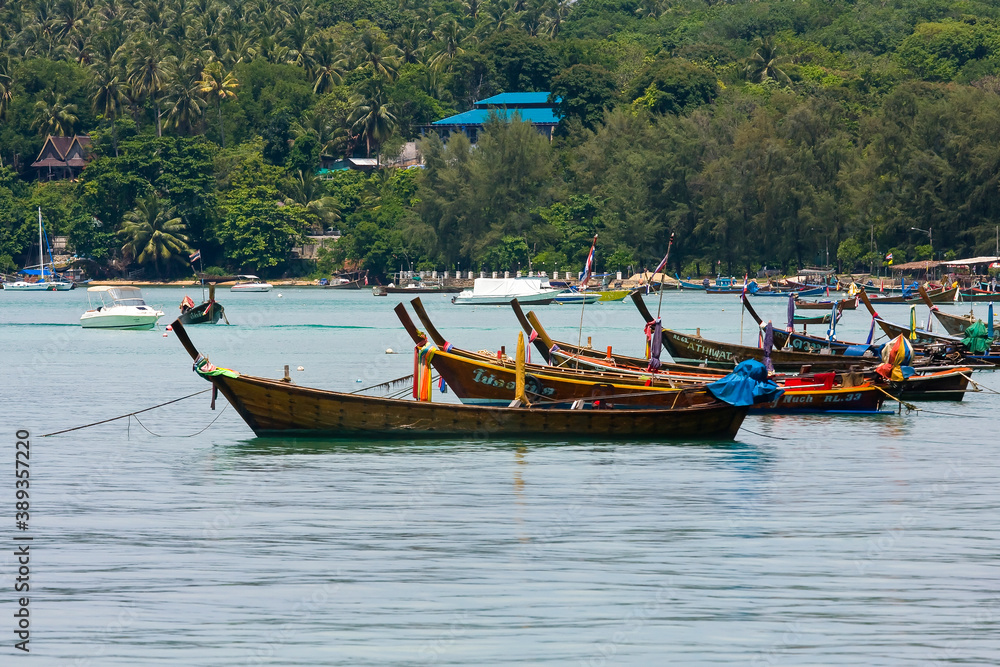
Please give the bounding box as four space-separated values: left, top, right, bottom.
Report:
277 293 283 298
297 366 304 371
162 333 168 337
385 348 394 354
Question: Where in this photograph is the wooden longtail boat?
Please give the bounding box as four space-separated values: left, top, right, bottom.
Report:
517 298 972 402
620 292 872 372
325 270 369 289
396 303 722 406
400 300 885 414
866 285 958 305
918 286 977 336
793 312 838 326
794 297 858 310
178 283 226 325
752 286 826 297
958 289 1000 302
169 319 749 440
858 289 964 347
637 292 976 398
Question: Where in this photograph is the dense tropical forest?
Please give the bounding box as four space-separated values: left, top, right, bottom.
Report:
2 0 1000 279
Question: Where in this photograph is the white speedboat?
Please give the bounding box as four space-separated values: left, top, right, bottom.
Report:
230 275 272 292
80 286 164 330
451 277 564 305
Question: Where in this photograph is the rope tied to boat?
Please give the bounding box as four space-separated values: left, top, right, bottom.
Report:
39 389 213 437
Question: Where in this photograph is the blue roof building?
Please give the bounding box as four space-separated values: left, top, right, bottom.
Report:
426 92 561 142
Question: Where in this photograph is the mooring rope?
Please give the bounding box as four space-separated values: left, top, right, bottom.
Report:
959 372 1000 395
738 427 792 441
129 404 230 438
41 389 213 437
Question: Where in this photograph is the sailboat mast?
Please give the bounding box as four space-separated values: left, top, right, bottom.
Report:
38 207 44 282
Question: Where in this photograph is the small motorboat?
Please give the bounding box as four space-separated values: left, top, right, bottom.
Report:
230 275 272 292
553 289 602 304
179 283 227 325
451 277 563 305
80 286 164 330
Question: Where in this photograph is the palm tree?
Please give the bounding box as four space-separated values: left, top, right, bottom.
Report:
463 0 482 20
31 94 79 136
283 169 341 231
294 109 347 157
198 61 238 147
744 36 790 85
91 62 124 120
163 66 207 135
127 39 177 137
354 31 401 81
90 61 125 154
0 57 12 122
118 195 191 278
311 39 346 94
393 23 425 65
544 0 573 38
349 79 397 160
432 19 470 66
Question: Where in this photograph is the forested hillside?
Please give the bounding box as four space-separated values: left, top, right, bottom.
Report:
2 0 1000 278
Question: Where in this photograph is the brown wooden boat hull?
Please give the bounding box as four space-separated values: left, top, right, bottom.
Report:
169 318 749 440
893 369 970 401
932 310 974 336
660 328 872 372
958 292 1000 302
209 372 748 439
178 301 224 325
324 280 365 289
795 299 857 310
397 303 886 414
868 286 958 304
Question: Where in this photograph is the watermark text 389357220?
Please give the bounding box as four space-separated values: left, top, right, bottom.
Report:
13 429 32 653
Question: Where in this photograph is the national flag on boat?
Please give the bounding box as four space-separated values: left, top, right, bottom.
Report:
189 250 201 263
651 233 675 277
579 235 598 288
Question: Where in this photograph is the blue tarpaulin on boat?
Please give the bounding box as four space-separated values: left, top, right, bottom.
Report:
19 268 53 276
706 360 784 407
843 344 872 356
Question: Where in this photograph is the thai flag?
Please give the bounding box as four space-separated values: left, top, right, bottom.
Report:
651 233 675 276
579 235 597 288
189 250 201 263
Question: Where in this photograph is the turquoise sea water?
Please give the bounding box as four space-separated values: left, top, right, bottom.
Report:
2 287 999 665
